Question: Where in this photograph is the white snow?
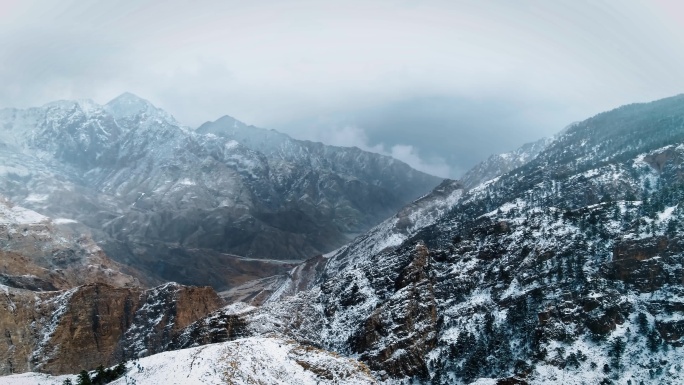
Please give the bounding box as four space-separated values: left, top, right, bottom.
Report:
0 337 375 385
374 233 407 252
224 139 239 150
24 194 48 203
658 205 677 222
222 301 256 315
178 178 196 186
0 372 72 385
469 379 498 385
53 218 78 224
0 201 48 225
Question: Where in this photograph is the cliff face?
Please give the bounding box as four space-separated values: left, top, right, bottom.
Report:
0 286 52 375
0 282 223 376
349 243 438 379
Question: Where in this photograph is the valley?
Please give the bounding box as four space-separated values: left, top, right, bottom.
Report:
2 94 684 384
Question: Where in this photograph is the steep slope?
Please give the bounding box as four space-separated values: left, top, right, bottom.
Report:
221 179 464 305
0 282 223 376
198 115 438 227
0 94 441 289
202 94 684 384
0 196 143 290
460 137 552 190
0 337 377 385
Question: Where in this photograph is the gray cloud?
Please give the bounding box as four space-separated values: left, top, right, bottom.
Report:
275 95 581 177
2 0 684 177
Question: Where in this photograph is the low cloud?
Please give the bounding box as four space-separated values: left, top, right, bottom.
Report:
312 125 450 178
2 1 684 180
389 145 450 179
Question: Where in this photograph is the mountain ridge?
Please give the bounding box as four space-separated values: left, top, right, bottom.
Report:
180 93 684 384
0 94 442 289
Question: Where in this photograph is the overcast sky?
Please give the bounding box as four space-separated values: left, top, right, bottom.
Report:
2 0 684 177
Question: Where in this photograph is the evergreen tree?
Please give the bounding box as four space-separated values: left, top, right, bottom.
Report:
610 337 626 372
115 362 127 376
637 313 649 334
647 329 661 352
93 365 107 385
76 370 92 385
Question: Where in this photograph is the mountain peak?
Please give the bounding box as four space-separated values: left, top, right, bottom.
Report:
105 92 178 127
106 92 154 114
196 114 257 137
108 91 147 104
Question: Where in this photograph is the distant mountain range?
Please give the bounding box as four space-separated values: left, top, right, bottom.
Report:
0 93 442 289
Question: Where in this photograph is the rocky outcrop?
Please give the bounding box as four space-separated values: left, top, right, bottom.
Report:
0 286 58 375
170 303 253 350
607 236 684 292
0 282 223 376
350 243 437 379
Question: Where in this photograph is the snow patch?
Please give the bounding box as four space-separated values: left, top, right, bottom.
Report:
53 218 77 224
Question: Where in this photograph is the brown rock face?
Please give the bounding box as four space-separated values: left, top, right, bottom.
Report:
350 243 438 378
608 236 684 292
0 282 223 376
35 284 142 374
0 287 61 375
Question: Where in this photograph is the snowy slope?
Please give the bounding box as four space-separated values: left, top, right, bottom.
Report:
205 94 684 384
0 337 377 385
460 137 552 190
0 197 48 225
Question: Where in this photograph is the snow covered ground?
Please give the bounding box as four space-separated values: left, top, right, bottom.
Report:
0 337 376 385
0 199 48 225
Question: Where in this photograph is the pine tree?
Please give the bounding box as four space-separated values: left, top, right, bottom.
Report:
115 362 127 376
610 337 626 372
76 370 92 385
93 365 107 385
647 329 661 352
637 313 649 334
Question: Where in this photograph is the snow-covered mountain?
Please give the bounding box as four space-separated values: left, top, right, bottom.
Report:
0 94 441 290
460 137 553 190
5 93 684 384
174 94 684 384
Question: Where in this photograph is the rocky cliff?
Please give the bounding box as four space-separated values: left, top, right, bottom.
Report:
0 282 222 376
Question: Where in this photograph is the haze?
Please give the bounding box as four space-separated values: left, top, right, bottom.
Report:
2 0 684 177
